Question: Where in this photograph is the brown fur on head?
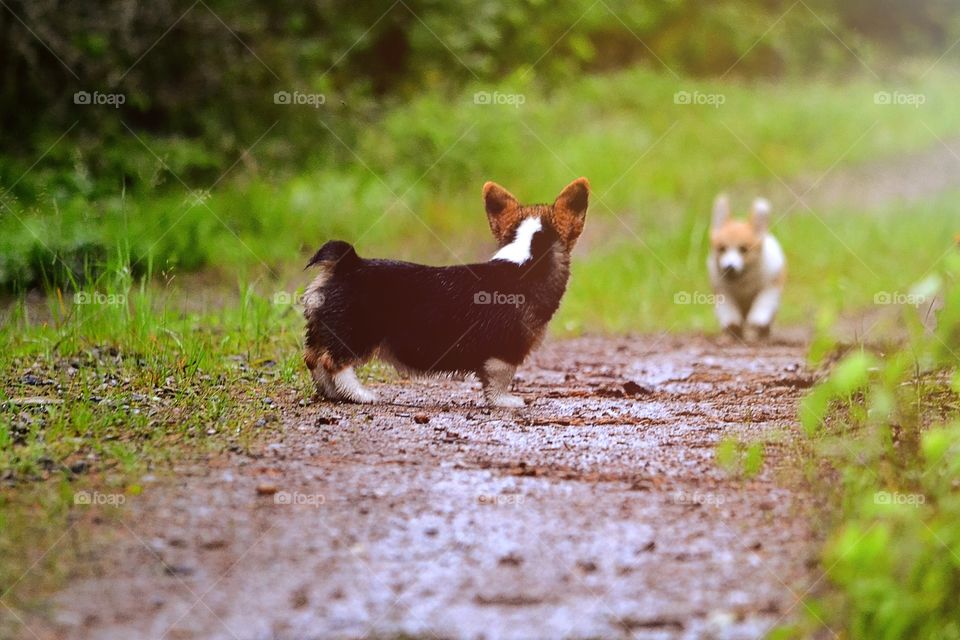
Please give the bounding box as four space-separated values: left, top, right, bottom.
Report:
483 178 590 252
709 195 769 276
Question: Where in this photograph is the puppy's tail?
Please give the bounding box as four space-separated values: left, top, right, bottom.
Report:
305 240 360 271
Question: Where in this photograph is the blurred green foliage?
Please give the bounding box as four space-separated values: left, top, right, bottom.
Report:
787 254 960 638
2 64 958 307
2 0 959 171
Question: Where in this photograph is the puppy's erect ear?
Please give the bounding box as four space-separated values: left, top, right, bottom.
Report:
483 181 521 244
552 177 590 250
750 197 771 236
712 194 731 230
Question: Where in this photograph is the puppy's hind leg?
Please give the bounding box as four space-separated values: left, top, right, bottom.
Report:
479 358 525 408
306 347 377 403
331 366 378 404
305 347 340 401
310 365 339 399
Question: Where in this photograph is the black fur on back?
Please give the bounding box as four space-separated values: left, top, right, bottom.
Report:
304 220 570 375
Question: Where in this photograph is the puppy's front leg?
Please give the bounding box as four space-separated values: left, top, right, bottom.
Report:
479 358 525 408
714 295 744 338
746 286 781 338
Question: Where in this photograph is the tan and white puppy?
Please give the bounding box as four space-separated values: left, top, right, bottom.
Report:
707 195 786 339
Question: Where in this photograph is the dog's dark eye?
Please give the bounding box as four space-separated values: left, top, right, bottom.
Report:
738 245 748 254
718 245 727 252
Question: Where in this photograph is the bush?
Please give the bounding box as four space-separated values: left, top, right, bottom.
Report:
791 252 960 638
3 0 959 174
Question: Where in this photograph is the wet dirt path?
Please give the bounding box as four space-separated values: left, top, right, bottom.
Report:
27 334 818 640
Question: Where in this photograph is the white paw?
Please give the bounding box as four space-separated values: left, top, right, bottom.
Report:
490 394 525 408
350 389 378 404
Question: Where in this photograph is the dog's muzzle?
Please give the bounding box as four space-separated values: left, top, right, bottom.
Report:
720 265 742 279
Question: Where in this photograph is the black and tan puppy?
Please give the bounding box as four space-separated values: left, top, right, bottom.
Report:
302 178 589 407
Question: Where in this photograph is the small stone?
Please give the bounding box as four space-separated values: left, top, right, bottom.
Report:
263 397 274 405
498 554 523 567
164 564 194 577
291 587 309 609
256 483 278 496
623 380 654 396
576 559 598 573
201 539 227 550
414 414 430 424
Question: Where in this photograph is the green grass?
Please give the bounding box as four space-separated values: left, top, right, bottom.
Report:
0 270 306 480
773 255 960 639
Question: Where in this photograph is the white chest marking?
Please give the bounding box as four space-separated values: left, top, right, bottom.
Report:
493 217 542 265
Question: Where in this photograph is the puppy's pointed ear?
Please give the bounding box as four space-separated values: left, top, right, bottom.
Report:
483 181 521 244
712 194 731 230
750 197 771 235
552 177 590 250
